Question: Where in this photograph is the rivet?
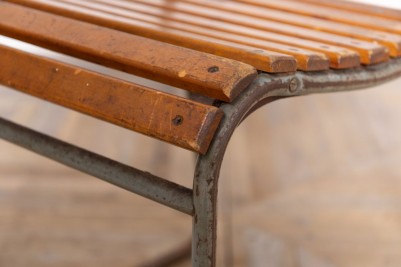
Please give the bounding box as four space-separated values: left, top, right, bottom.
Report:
172 115 183 126
208 66 219 73
289 78 299 93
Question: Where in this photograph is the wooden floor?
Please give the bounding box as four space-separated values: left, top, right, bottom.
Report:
1 56 401 266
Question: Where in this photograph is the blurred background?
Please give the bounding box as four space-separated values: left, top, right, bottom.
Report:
1 1 401 266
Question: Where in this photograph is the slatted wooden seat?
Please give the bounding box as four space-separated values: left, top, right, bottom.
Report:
1 0 401 266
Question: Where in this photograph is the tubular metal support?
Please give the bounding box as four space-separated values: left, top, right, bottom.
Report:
192 58 401 266
0 117 194 215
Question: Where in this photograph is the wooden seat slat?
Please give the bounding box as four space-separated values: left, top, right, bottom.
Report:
57 0 330 71
238 0 401 36
125 0 388 65
0 2 259 102
80 0 360 70
5 0 297 74
299 0 401 21
0 45 224 153
185 0 401 58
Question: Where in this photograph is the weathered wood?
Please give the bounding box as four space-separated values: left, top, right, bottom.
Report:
238 0 401 36
55 0 329 71
80 0 360 70
299 0 401 21
0 45 224 154
4 0 297 74
0 2 259 102
126 0 388 65
184 0 401 58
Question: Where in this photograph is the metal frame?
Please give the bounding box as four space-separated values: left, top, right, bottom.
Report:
1 58 401 266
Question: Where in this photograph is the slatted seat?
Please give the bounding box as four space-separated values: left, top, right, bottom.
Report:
1 1 401 266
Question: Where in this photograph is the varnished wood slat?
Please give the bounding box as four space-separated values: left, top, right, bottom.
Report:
0 3 259 102
299 0 401 21
57 0 329 71
0 45 223 154
126 0 388 65
238 0 401 36
86 0 359 69
4 0 297 74
184 0 401 58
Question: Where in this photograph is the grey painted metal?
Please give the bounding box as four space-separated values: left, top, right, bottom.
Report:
192 58 401 266
0 117 194 215
1 55 401 266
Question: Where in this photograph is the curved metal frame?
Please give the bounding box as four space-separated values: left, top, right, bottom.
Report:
1 58 401 267
192 58 401 266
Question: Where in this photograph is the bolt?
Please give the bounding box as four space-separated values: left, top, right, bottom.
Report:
289 78 299 93
172 115 183 126
208 66 219 73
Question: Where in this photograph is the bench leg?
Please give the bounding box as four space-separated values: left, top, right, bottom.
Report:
191 76 295 266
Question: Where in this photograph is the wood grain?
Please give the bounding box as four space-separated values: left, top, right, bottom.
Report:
127 0 388 65
4 0 297 74
184 0 401 58
238 0 401 35
0 2 259 102
0 45 224 154
58 0 329 71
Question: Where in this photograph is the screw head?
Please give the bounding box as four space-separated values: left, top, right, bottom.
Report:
289 78 299 93
172 115 183 126
208 66 219 73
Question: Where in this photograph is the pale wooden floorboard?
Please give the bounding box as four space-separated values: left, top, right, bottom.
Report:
1 74 401 266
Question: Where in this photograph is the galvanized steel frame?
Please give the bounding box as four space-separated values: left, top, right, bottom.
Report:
1 58 401 266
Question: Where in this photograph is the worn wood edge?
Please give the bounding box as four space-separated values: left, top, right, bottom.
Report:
127 0 389 66
0 44 224 153
331 52 360 69
184 0 400 61
82 0 361 70
5 0 297 74
0 2 259 102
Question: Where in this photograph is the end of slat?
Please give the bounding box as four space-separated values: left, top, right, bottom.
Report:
269 54 298 73
302 54 330 71
222 63 258 102
330 52 361 69
193 108 224 155
363 46 390 65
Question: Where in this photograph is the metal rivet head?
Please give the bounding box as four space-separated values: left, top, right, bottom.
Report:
289 78 299 93
208 66 219 73
172 115 183 126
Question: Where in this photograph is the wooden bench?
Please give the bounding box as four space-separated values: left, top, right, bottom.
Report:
1 0 401 266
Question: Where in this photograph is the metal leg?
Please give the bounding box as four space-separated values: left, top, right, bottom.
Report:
191 58 401 265
192 76 295 266
2 58 401 266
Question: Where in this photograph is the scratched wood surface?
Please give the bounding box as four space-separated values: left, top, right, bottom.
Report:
0 2 258 102
3 0 297 74
1 64 401 267
8 0 400 68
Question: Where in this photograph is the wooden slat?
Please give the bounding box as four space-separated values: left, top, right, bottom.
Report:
85 0 359 69
183 0 401 58
238 0 401 36
4 0 297 74
126 0 388 65
299 0 401 21
0 2 259 102
56 0 329 71
0 44 223 154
